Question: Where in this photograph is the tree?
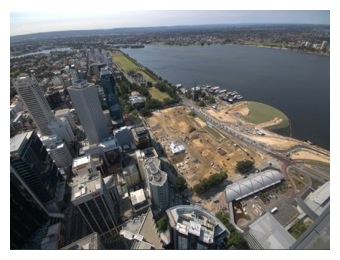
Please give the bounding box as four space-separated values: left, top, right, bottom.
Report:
289 219 311 239
198 100 206 107
174 176 187 192
236 160 254 173
193 172 227 195
227 232 248 248
188 111 196 117
215 210 235 233
140 108 152 117
156 215 168 232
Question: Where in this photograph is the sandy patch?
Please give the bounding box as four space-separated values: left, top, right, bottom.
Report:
191 138 205 148
250 136 299 150
205 107 238 123
201 150 211 157
257 117 283 129
290 150 330 163
195 117 207 127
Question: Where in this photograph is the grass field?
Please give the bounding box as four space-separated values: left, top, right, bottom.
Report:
148 87 170 101
203 125 224 141
110 51 155 82
242 101 290 130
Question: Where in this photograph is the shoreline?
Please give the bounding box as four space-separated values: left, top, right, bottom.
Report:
150 42 330 57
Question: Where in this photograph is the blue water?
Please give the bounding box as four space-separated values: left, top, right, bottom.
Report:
122 44 330 150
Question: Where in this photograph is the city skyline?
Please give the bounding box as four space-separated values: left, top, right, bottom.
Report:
11 10 330 36
8 1 332 252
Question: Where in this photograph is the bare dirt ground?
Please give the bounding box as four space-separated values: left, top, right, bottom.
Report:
204 102 249 124
146 106 267 188
250 135 300 150
290 149 330 163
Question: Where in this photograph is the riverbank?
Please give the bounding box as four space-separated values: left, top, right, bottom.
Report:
150 42 329 57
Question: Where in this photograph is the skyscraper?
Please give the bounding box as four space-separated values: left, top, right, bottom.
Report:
71 155 119 236
166 205 229 249
68 80 109 144
10 168 49 249
100 68 122 121
13 74 54 136
144 157 169 210
10 131 60 209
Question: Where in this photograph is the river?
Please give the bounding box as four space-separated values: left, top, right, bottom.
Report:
11 47 73 59
122 44 330 150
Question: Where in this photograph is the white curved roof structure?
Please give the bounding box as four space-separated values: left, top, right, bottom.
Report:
225 170 284 203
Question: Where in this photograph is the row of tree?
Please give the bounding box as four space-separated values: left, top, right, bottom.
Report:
193 172 227 195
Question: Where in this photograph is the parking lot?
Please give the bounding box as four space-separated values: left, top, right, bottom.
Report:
236 182 298 228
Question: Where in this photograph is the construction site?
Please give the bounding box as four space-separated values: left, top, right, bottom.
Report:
145 106 270 188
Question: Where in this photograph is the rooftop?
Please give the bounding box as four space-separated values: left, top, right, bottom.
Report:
167 205 229 244
61 232 100 250
246 212 295 249
70 171 102 203
120 208 162 250
10 131 33 154
72 155 92 169
133 126 148 137
55 108 70 116
100 68 112 77
144 157 167 186
304 181 330 216
225 170 284 203
99 137 119 151
169 141 186 154
71 80 89 89
130 189 146 206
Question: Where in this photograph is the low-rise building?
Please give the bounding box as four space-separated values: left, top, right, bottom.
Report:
169 141 186 155
244 212 296 249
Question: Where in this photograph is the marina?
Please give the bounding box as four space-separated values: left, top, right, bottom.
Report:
195 83 243 104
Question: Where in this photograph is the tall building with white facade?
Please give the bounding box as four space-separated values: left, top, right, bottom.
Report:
41 135 73 168
48 118 75 144
13 74 54 136
144 157 169 210
68 80 109 144
55 108 76 130
135 147 158 182
71 155 119 235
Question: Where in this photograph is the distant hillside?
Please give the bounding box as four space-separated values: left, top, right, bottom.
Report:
10 23 330 43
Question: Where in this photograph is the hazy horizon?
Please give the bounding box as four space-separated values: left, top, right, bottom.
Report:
10 10 330 37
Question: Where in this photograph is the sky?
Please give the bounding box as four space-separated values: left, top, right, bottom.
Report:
10 10 330 36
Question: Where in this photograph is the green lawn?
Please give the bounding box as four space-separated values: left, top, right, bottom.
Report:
110 51 155 82
148 87 170 101
242 101 290 130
